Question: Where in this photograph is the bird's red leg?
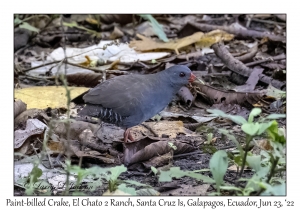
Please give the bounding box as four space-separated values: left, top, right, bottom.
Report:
124 128 135 142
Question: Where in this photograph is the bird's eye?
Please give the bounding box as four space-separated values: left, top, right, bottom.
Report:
179 72 185 77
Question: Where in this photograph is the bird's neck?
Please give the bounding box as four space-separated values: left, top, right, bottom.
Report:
158 71 182 93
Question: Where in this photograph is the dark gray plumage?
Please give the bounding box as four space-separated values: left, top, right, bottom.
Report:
78 65 195 142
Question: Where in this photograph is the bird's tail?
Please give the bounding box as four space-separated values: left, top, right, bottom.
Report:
78 104 103 117
78 104 123 125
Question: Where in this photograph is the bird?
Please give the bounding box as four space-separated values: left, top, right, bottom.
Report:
78 65 196 142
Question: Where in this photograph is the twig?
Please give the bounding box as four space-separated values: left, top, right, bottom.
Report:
19 75 53 81
245 53 286 67
235 44 258 63
60 15 71 196
189 22 286 42
22 60 129 75
141 123 159 137
238 135 252 178
66 61 129 75
251 18 286 26
37 138 54 169
255 156 280 195
22 61 61 72
31 143 40 159
212 42 285 89
183 122 203 131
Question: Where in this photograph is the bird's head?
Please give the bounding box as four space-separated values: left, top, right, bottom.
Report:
164 65 196 88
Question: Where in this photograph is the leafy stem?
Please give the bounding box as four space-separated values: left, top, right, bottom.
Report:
238 134 252 178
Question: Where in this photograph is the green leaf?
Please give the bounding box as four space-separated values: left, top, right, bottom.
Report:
19 22 40 33
109 165 127 181
206 133 213 144
158 167 214 183
186 171 215 183
265 85 286 99
229 115 248 125
118 183 136 195
257 121 274 135
158 170 173 182
267 121 286 144
219 129 244 154
139 14 169 42
220 185 243 192
234 155 243 166
192 168 210 173
206 109 225 116
14 17 22 25
241 122 260 136
265 114 286 120
151 166 158 175
168 167 186 179
168 142 177 150
207 109 247 125
248 108 261 123
124 180 150 187
246 155 261 172
30 165 43 183
209 150 228 193
260 183 286 196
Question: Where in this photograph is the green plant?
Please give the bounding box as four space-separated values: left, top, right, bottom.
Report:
150 108 286 195
207 108 286 195
139 14 169 42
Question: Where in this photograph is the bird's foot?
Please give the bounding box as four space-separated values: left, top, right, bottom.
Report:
124 128 135 143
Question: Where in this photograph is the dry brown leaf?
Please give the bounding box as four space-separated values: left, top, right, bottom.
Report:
14 86 89 109
70 140 114 164
194 81 264 108
130 30 234 54
196 29 234 48
130 120 192 140
14 138 31 155
14 99 27 118
123 137 195 166
14 119 47 149
228 164 238 171
53 120 98 140
256 139 273 150
130 32 204 54
143 152 173 168
14 108 49 130
100 14 133 25
47 140 64 154
66 72 103 87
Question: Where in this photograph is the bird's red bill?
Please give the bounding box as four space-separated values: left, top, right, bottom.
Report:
189 73 196 83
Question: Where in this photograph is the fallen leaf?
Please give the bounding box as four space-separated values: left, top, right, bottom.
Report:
130 30 234 54
14 99 27 118
130 32 204 54
14 86 89 109
123 137 195 166
14 119 47 148
131 120 190 139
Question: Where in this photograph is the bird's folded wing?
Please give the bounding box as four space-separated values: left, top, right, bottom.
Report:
83 75 148 117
